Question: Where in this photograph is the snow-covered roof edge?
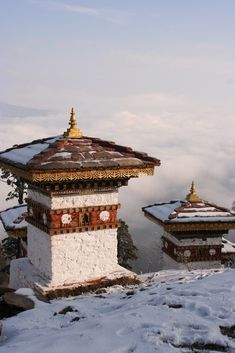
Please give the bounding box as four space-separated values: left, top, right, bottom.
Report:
143 199 235 225
0 204 28 230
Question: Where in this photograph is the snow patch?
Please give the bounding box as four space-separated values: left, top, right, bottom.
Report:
2 269 235 353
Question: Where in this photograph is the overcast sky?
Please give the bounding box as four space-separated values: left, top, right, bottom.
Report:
1 1 235 264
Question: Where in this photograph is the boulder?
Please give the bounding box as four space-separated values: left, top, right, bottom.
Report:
3 292 34 310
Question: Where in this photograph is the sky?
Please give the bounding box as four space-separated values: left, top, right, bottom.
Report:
1 0 235 269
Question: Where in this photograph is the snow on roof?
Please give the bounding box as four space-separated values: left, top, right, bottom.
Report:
144 200 184 222
0 136 60 165
0 204 28 230
143 200 235 224
0 135 159 172
221 237 235 254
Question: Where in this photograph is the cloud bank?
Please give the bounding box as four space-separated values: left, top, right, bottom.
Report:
0 96 234 270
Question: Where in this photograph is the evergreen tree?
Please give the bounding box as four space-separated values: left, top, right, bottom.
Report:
0 170 27 205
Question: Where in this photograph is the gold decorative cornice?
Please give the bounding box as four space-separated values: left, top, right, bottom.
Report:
186 181 201 203
164 222 235 232
31 166 154 182
63 108 83 139
0 160 155 182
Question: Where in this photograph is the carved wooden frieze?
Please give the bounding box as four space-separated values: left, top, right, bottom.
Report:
27 198 119 235
162 236 222 262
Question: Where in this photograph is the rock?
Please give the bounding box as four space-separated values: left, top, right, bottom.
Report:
71 316 81 322
220 325 235 338
94 288 107 294
58 306 77 315
168 303 183 309
3 292 34 310
0 301 25 319
0 287 15 296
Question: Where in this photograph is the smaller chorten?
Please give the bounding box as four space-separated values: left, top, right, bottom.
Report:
143 182 235 270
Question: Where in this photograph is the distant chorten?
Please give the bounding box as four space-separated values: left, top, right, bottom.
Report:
143 182 235 270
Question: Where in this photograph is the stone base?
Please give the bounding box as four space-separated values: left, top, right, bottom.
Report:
9 258 140 300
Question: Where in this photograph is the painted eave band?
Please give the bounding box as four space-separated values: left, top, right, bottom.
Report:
0 160 156 182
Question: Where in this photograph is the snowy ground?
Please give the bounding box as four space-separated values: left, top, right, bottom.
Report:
1 269 235 353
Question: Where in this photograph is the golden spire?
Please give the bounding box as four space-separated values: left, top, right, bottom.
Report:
63 108 83 139
186 181 202 203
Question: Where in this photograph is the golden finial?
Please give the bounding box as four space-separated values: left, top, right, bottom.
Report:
186 181 202 203
63 108 83 139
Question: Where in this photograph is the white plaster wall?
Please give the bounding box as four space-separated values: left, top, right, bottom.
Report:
164 232 221 246
27 224 52 279
50 229 118 285
162 253 221 271
26 223 118 286
9 257 132 291
28 189 119 209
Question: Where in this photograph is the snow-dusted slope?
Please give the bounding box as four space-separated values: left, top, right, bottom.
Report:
1 269 235 353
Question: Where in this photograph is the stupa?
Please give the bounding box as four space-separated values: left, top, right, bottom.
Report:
0 109 160 297
143 182 235 270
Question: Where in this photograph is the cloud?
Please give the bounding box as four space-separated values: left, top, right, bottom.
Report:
39 1 98 15
84 92 235 213
0 102 52 119
0 95 235 270
1 95 234 212
30 0 132 25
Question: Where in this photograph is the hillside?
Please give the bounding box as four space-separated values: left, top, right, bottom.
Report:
0 269 235 353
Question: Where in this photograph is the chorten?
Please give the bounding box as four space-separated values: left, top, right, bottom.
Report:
143 182 235 270
0 109 160 297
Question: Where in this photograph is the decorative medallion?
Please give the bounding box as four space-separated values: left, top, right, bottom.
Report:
61 213 72 225
209 248 216 256
99 211 110 222
183 250 191 258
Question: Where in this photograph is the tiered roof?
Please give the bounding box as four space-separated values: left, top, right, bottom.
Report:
143 182 235 232
0 109 160 182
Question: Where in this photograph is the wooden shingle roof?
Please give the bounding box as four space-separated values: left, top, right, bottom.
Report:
0 110 160 182
143 183 235 232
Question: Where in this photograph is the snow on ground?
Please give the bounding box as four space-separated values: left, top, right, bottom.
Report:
1 269 235 353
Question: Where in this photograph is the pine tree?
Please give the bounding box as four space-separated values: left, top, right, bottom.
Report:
0 170 27 205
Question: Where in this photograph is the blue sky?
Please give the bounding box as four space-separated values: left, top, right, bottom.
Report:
1 1 235 247
1 0 235 108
